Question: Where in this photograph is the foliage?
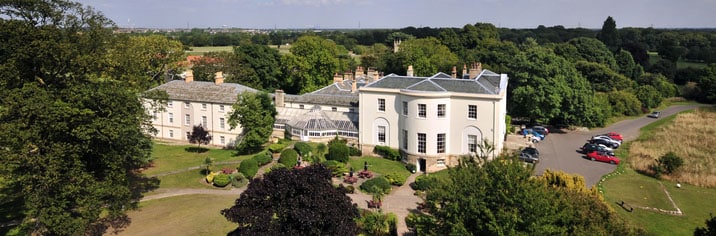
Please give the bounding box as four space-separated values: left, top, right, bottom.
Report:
279 149 299 167
203 157 214 174
409 155 643 235
697 63 716 103
616 49 644 79
206 172 219 183
238 159 258 178
221 165 359 235
636 73 679 98
322 160 348 177
410 175 441 191
213 174 231 187
575 61 635 92
268 143 286 153
655 151 684 175
383 37 458 76
405 163 416 173
374 145 401 161
293 142 312 157
228 92 277 154
384 173 408 186
230 173 248 188
633 85 663 109
695 214 716 236
356 210 397 236
281 35 344 94
596 16 621 52
233 42 284 91
349 146 362 156
252 152 273 166
327 137 350 163
188 125 212 148
106 34 185 90
360 177 392 194
606 91 643 116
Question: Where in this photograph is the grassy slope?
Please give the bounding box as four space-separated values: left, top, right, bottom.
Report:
600 108 716 235
111 195 237 236
348 156 411 179
144 143 248 175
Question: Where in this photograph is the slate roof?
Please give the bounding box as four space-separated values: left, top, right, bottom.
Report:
364 70 507 95
284 79 365 107
146 80 257 104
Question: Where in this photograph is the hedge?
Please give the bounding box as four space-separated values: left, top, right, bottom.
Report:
360 176 391 194
410 175 437 191
279 149 298 167
213 173 230 187
238 158 258 178
384 172 407 186
252 152 273 166
230 173 248 188
374 145 400 161
327 141 350 163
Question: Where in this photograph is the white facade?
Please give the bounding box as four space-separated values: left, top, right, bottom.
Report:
359 70 508 172
148 99 241 147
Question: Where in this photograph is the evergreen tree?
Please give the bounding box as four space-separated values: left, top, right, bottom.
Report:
597 16 621 52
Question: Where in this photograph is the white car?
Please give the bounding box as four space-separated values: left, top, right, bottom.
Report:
590 136 621 148
592 135 622 144
597 144 614 152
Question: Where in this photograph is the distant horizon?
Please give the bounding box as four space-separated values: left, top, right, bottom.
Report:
76 0 716 29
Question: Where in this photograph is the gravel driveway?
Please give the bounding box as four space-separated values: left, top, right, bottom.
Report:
533 105 705 187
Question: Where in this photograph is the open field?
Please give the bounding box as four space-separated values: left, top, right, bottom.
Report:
186 46 234 56
110 194 237 236
648 52 708 69
601 108 716 235
629 107 716 186
268 44 291 55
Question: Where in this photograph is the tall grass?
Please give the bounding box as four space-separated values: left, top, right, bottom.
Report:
629 107 716 186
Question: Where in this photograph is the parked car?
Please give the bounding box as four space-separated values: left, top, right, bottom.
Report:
532 126 549 136
589 137 620 149
522 128 545 140
586 151 620 165
580 143 615 156
519 147 540 163
648 111 661 118
600 132 623 141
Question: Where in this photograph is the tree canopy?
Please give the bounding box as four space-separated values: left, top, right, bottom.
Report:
228 92 277 153
282 35 344 94
0 2 163 234
221 165 359 235
188 125 212 148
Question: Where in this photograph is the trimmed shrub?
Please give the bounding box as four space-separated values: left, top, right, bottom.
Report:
279 149 299 167
410 175 437 191
252 152 273 166
384 172 407 186
238 158 258 178
349 146 362 156
327 139 350 163
230 173 248 188
268 143 286 153
360 176 391 194
213 173 231 187
294 142 313 157
374 145 400 161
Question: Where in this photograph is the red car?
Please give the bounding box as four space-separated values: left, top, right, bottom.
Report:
586 151 620 165
601 132 623 141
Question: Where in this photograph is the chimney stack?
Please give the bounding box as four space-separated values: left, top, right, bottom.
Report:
355 66 365 79
351 80 357 93
214 71 224 84
275 90 285 108
462 64 467 78
468 62 482 79
333 73 343 83
451 66 457 78
407 65 414 77
185 70 194 83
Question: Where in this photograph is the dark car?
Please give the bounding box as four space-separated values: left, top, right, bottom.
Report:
580 143 615 156
648 111 661 118
519 147 540 163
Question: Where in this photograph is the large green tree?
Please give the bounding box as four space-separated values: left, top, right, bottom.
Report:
575 61 635 92
105 34 185 90
281 35 343 94
0 2 158 234
222 165 359 235
565 37 618 70
383 37 458 76
228 92 277 153
407 156 643 235
234 43 283 91
596 16 621 52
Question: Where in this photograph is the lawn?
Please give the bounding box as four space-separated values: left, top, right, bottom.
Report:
600 107 716 235
348 156 411 184
109 195 237 236
144 142 249 176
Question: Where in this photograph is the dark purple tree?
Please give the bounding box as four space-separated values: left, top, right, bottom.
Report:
221 165 359 236
188 125 212 148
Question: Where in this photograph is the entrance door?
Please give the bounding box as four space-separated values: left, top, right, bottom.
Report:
418 158 426 173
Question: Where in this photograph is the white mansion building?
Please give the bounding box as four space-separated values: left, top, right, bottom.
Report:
145 64 508 172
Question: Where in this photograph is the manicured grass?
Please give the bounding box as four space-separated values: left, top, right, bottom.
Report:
110 195 237 236
348 156 411 183
154 163 241 190
600 108 716 235
144 143 248 176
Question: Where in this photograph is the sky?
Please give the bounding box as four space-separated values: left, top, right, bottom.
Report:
74 0 716 29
